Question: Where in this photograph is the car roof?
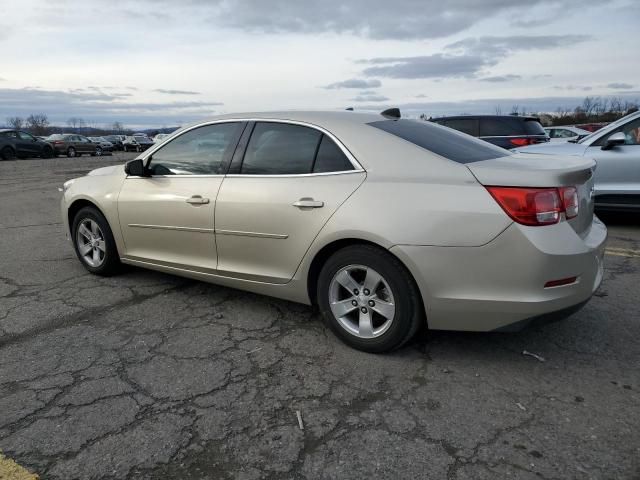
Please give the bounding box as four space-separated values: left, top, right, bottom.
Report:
433 115 541 121
202 110 384 127
0 129 15 133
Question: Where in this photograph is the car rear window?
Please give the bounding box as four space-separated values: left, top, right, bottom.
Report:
369 119 509 164
479 117 546 137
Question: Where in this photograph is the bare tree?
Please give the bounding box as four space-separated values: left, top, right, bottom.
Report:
67 117 80 131
112 121 125 133
6 116 24 129
494 105 503 115
26 114 50 136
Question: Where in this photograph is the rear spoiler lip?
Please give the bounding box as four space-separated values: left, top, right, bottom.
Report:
465 153 596 188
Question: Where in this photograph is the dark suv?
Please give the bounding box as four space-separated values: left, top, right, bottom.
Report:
430 115 549 149
0 129 55 160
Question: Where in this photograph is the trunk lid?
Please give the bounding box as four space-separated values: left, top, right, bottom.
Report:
467 152 596 237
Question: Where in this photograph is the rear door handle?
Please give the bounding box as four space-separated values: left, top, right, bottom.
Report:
292 198 324 208
186 195 210 205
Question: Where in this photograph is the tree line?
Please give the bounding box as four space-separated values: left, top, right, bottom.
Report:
4 115 132 136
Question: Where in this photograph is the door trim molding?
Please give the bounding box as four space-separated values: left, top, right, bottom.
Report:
216 229 288 239
128 223 215 234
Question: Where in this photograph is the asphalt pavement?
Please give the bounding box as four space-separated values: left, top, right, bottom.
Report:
0 154 638 479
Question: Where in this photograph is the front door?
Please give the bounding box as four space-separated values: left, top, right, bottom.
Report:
118 122 244 271
16 131 40 157
215 121 365 283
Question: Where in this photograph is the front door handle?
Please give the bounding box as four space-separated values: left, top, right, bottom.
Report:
186 195 210 205
292 198 324 208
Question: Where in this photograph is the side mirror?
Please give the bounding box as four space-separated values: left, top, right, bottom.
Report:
124 159 149 177
601 131 626 150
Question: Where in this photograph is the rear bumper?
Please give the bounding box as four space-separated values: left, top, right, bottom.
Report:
390 216 607 331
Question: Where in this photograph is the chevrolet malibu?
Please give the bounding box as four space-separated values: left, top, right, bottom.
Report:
60 111 607 352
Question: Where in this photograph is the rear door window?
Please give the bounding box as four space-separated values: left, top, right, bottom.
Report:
241 122 322 175
312 135 354 173
369 119 509 164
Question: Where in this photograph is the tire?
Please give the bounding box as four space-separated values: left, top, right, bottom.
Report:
42 146 54 159
93 147 102 156
317 245 424 353
71 206 121 276
67 147 77 158
1 147 16 160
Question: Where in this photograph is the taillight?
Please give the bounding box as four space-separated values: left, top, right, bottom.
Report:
486 186 579 226
509 138 532 147
560 186 578 219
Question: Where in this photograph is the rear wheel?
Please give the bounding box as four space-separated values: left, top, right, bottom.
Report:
1 146 15 160
71 206 120 276
67 147 76 158
317 245 424 353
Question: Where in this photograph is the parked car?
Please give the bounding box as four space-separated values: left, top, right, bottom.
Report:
544 126 591 142
153 133 170 143
0 129 55 160
123 135 154 152
60 110 606 352
46 134 102 157
89 136 115 152
518 110 640 212
431 115 549 149
103 135 124 150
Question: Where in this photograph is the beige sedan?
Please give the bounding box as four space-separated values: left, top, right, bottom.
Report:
60 111 606 352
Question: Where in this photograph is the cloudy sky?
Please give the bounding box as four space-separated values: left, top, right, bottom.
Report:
1 0 639 128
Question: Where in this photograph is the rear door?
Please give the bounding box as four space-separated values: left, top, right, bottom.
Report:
118 122 244 270
214 121 366 283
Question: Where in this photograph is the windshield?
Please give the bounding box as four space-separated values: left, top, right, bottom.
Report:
578 112 640 144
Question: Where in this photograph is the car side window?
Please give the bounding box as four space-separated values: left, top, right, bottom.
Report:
313 135 354 173
148 122 240 175
593 118 640 147
18 131 35 141
241 122 322 175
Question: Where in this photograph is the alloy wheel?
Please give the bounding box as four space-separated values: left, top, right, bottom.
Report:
76 219 106 267
328 264 396 339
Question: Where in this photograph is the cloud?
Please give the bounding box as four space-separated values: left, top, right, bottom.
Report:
359 54 493 79
553 85 593 91
445 34 591 57
607 82 634 90
357 35 591 80
352 92 640 116
202 0 601 40
479 74 521 82
154 89 202 95
323 78 381 89
0 87 223 127
351 94 390 102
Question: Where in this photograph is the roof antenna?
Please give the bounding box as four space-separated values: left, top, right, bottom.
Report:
345 107 354 111
381 108 400 119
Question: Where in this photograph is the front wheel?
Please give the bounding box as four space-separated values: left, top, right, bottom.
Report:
42 146 54 159
71 206 121 276
317 245 424 353
93 147 102 156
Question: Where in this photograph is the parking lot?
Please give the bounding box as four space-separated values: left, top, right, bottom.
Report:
0 154 638 479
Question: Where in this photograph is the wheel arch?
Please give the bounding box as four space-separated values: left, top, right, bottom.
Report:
67 198 108 235
306 238 428 325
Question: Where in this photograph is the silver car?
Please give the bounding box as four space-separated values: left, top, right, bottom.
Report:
521 111 640 212
60 111 606 352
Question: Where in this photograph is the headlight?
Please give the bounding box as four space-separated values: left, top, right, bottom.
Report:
60 179 75 193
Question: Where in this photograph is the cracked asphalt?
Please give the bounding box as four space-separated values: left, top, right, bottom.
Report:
0 154 639 480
